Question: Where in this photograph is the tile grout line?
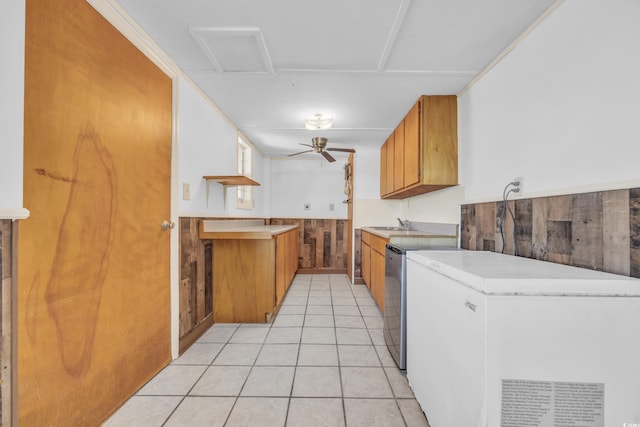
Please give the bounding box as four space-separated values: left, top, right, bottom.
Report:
121 274 424 427
282 275 310 427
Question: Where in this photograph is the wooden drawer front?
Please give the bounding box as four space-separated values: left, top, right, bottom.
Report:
362 231 371 245
371 235 389 255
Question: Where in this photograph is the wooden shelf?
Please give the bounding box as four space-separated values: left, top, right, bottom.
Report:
203 175 260 209
203 175 260 186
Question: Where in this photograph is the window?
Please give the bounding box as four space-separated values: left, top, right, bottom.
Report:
237 135 253 209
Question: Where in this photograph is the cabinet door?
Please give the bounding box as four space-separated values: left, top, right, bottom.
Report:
287 229 298 286
371 250 385 311
422 96 458 185
386 133 395 195
394 120 405 191
275 233 287 306
404 99 420 187
380 141 387 196
362 241 371 289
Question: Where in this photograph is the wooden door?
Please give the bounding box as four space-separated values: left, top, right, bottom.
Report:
404 99 421 187
346 154 354 282
275 233 287 306
371 250 385 312
380 141 388 196
386 134 395 195
361 242 371 288
19 0 172 425
422 96 459 185
394 121 405 191
287 228 299 286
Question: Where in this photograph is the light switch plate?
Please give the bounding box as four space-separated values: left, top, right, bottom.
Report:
182 182 190 200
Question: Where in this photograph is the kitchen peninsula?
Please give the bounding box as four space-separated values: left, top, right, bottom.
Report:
199 220 299 323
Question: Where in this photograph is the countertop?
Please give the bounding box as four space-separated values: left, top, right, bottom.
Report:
407 250 640 296
361 227 455 239
361 223 459 249
199 220 298 240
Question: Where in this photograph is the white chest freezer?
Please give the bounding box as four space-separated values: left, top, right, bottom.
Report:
406 251 640 427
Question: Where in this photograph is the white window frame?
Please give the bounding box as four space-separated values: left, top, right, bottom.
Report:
236 134 253 210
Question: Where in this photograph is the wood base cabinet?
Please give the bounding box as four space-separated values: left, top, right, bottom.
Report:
381 95 458 199
213 228 298 323
361 230 388 311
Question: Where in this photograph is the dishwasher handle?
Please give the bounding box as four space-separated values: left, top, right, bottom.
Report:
386 244 404 255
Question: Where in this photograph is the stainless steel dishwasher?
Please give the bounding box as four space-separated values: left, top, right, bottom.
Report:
384 243 460 370
383 243 422 370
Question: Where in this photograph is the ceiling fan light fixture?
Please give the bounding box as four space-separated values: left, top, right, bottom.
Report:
304 113 333 130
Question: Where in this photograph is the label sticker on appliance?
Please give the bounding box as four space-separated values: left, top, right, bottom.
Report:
501 379 604 427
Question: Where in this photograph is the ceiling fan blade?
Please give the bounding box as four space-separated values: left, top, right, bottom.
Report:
288 149 314 157
321 151 336 162
299 143 314 148
327 148 356 153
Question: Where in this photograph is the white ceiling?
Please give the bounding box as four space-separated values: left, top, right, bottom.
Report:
114 0 557 158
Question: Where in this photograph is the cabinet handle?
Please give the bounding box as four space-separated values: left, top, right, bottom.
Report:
465 301 477 312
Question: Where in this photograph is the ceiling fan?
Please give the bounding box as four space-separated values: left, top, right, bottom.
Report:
288 137 355 162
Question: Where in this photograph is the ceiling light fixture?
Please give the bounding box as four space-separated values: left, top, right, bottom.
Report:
304 113 333 130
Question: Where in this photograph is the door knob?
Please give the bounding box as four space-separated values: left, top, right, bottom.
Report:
161 220 175 231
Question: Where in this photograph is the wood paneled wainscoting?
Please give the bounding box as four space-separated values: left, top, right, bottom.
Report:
178 218 214 353
179 217 350 352
269 218 349 274
0 219 15 425
461 187 640 278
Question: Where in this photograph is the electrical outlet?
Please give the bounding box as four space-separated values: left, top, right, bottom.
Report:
512 177 524 195
304 203 311 211
329 203 335 211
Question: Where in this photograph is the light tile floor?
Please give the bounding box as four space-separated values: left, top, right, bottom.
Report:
103 274 430 427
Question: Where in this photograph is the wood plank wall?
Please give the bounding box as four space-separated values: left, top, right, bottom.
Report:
461 188 640 277
0 219 13 425
179 218 213 348
178 217 349 351
269 218 349 273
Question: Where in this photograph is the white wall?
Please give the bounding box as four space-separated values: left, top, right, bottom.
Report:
353 149 401 227
353 148 464 228
269 157 348 219
177 77 266 217
459 0 640 202
0 0 27 218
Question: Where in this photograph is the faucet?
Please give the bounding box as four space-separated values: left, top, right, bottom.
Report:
397 218 410 231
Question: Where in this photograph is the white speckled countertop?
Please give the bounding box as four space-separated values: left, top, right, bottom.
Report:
407 250 640 296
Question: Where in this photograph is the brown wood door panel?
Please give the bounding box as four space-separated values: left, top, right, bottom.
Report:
213 239 276 323
20 0 172 425
422 96 458 185
346 154 354 282
371 251 385 311
394 121 405 191
361 242 371 288
386 134 395 195
275 234 286 306
404 100 421 187
380 141 387 196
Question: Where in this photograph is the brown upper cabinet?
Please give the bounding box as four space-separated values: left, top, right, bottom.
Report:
380 139 387 196
394 120 405 192
381 95 458 199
